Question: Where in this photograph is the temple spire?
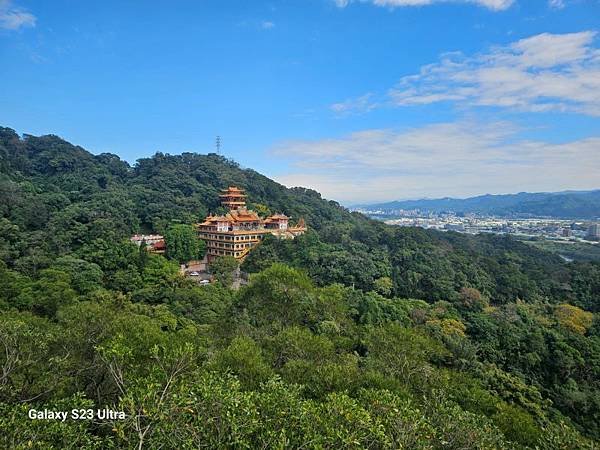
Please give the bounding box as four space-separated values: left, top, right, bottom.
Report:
218 186 247 210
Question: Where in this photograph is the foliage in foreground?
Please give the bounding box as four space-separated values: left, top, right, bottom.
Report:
0 262 598 449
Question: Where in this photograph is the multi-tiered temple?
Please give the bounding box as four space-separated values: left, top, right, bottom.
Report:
197 187 307 261
219 186 247 210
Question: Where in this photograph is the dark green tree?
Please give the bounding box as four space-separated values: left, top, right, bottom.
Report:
164 224 205 264
209 256 238 287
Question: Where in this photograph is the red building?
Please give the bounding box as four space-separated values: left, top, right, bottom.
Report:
130 234 166 254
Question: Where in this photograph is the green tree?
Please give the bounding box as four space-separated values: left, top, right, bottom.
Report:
213 336 273 389
52 256 103 294
237 263 314 328
164 223 205 264
15 269 77 317
554 303 593 335
209 256 238 287
373 276 393 297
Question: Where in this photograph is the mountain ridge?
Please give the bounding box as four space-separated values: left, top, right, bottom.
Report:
355 190 600 219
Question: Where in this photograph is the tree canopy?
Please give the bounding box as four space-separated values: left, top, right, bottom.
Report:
164 223 205 263
1 127 599 448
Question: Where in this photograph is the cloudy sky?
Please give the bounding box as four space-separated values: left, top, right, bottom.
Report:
1 0 598 204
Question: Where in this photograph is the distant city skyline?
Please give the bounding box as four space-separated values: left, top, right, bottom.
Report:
1 0 599 203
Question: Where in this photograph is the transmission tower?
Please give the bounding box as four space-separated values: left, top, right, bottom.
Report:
216 135 222 155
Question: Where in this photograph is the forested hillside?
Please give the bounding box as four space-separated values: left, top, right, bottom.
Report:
1 127 600 449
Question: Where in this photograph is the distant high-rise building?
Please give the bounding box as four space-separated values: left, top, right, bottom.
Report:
587 223 600 240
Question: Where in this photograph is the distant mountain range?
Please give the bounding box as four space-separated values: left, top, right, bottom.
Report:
355 190 600 219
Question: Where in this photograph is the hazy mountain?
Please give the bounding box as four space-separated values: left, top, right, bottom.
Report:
356 190 600 219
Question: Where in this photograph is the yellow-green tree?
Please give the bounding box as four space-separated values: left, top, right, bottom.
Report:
554 303 593 335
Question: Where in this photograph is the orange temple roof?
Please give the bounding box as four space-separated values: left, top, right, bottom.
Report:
219 186 247 197
265 214 289 221
199 215 230 226
227 208 261 222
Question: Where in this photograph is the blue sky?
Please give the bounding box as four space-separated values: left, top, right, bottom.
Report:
1 0 599 203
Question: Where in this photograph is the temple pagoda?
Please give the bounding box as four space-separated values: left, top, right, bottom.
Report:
218 186 247 210
197 186 307 261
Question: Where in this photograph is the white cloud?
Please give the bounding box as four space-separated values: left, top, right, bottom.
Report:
335 0 514 11
548 0 565 8
270 121 600 203
337 31 600 116
0 0 36 31
331 93 378 115
392 31 600 115
261 21 275 30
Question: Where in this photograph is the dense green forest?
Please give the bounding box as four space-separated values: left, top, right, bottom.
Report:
1 127 600 449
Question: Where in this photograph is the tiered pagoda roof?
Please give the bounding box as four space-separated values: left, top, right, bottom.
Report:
198 214 229 226
219 186 247 210
218 186 247 197
265 213 289 220
227 207 261 222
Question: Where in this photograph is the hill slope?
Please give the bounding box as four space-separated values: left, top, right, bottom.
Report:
0 127 585 304
1 126 598 307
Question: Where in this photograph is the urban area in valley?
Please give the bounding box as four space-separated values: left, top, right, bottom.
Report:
354 208 600 261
